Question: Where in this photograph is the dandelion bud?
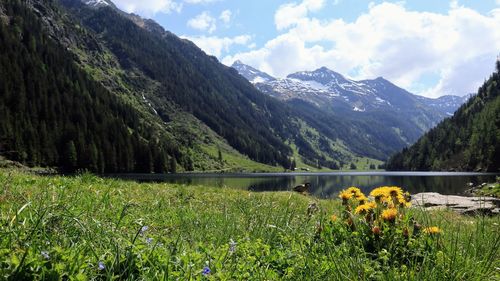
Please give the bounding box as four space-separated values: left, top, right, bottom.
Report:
372 226 381 235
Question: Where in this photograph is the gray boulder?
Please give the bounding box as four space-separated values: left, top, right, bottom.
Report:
412 192 500 215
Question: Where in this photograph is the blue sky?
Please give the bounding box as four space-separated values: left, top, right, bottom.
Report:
111 0 500 97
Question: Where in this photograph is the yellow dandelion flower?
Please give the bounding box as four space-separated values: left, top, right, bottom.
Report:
381 208 398 222
339 190 353 200
355 203 374 214
355 193 368 203
387 186 403 197
370 187 390 200
330 214 338 222
423 226 442 234
346 186 362 195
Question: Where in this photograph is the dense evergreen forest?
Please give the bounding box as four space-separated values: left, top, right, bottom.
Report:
61 0 294 168
0 0 185 173
386 61 500 172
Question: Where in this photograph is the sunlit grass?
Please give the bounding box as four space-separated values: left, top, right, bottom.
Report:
0 169 498 280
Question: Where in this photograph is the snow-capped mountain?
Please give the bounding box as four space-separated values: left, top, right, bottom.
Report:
233 62 468 122
416 94 470 116
81 0 115 8
232 61 471 139
231 61 275 84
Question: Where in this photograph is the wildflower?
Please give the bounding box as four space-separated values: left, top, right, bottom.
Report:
98 261 105 271
346 187 362 195
370 187 389 202
146 237 153 244
339 190 353 200
404 191 412 202
355 203 374 215
381 208 398 222
372 226 381 235
202 266 211 276
355 193 368 204
387 186 403 197
330 214 338 222
229 239 237 253
41 251 50 260
423 226 442 234
140 225 149 234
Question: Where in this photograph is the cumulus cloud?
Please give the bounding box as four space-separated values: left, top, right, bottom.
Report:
182 35 252 57
187 11 217 33
112 0 182 15
112 0 220 15
219 10 232 24
222 1 500 97
274 0 325 30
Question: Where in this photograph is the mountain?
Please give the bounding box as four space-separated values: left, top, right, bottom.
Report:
231 60 276 84
232 62 466 120
0 0 182 173
416 94 470 116
1 0 467 173
232 62 469 149
81 0 115 8
386 62 500 172
0 0 302 172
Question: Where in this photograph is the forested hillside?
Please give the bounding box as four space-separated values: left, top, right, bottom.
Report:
0 0 190 173
386 61 500 172
60 0 294 168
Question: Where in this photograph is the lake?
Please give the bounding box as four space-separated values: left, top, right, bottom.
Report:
109 172 498 199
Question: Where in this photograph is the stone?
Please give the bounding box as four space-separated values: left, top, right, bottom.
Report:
411 192 500 215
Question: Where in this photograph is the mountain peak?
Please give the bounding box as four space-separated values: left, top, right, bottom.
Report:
81 0 114 8
232 60 244 66
287 67 348 85
231 61 276 83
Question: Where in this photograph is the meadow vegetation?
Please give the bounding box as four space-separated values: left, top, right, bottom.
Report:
0 169 498 280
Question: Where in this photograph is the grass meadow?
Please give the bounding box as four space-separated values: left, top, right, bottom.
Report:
0 169 498 280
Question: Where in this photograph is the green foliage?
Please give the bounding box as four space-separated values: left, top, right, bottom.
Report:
387 63 500 172
0 170 498 280
60 0 294 167
0 0 185 173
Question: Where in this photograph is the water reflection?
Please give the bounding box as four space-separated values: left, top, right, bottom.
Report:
110 172 497 199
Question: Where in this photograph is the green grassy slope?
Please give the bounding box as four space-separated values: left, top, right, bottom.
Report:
0 170 498 279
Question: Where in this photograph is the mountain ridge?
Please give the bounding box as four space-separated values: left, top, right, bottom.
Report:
386 61 500 172
232 61 469 146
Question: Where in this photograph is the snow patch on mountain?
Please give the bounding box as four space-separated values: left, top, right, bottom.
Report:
82 0 113 8
232 62 468 116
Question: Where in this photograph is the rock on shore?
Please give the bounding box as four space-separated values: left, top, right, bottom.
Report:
412 192 500 215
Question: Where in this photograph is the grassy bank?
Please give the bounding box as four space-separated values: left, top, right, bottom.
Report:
474 178 500 198
0 169 498 280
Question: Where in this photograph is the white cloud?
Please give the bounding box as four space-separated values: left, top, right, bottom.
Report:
184 0 219 3
274 0 325 30
182 35 252 57
219 10 232 24
224 1 500 97
187 11 217 33
112 0 182 15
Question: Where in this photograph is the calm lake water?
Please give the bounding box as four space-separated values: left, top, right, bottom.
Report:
109 172 498 199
